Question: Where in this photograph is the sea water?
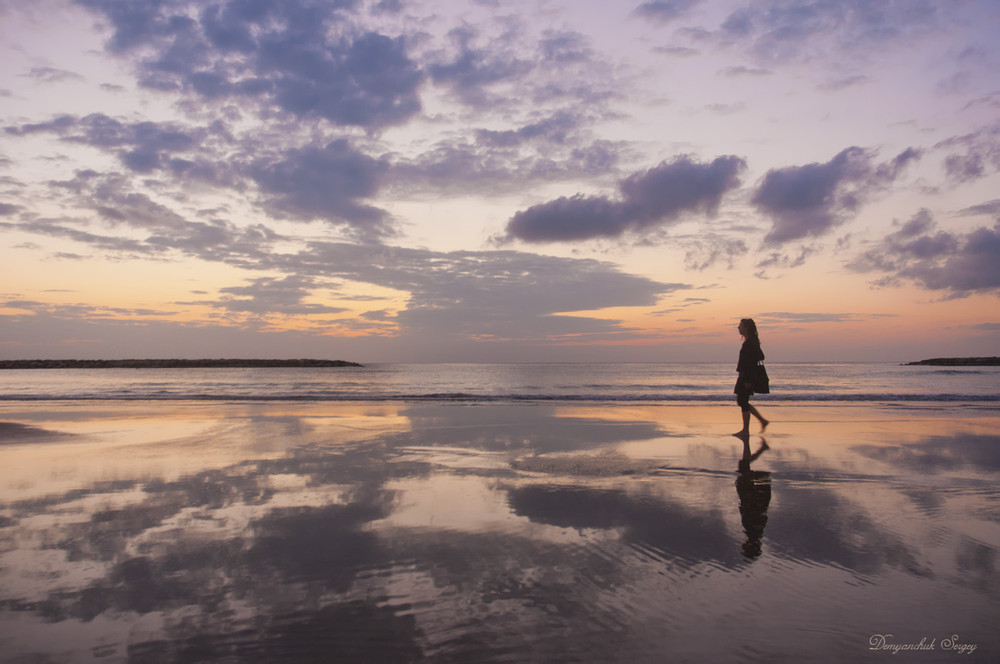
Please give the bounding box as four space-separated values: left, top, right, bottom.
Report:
1 362 998 402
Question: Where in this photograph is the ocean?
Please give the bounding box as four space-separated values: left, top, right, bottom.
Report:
2 361 999 403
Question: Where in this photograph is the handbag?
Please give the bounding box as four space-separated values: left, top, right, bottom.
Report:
752 362 770 394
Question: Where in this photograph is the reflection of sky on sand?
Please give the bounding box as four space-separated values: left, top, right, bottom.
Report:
0 402 411 502
0 402 998 661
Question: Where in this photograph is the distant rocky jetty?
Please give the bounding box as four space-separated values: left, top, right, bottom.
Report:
905 357 1000 366
0 359 362 369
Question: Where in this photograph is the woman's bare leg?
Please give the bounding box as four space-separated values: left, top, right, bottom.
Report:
734 410 751 437
747 405 769 432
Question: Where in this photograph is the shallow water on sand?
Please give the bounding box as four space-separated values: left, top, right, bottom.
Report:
0 401 998 662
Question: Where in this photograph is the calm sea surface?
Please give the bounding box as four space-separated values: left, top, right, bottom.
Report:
2 362 999 402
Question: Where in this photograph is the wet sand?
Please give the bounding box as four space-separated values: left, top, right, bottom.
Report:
0 401 998 662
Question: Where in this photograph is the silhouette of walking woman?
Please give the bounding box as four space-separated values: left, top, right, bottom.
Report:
733 318 769 438
736 437 771 558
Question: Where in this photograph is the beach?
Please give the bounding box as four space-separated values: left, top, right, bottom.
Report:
1 398 998 662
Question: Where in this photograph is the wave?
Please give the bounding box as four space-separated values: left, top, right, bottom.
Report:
2 392 998 403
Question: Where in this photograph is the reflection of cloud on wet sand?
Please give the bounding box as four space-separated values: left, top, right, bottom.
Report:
1 403 999 660
0 421 73 443
853 433 1000 473
507 484 740 568
381 403 668 453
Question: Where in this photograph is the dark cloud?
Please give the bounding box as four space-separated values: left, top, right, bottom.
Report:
680 234 747 270
389 135 623 196
250 139 393 240
538 29 593 64
6 113 222 178
427 23 534 108
1 218 153 255
716 0 940 64
6 117 395 239
5 196 684 347
425 21 617 113
75 0 423 129
759 311 868 324
4 177 285 265
937 124 1000 183
214 275 348 315
632 0 702 24
719 65 771 77
653 45 700 57
752 146 921 246
500 155 746 243
959 199 1000 217
10 108 623 239
474 111 579 148
1 299 176 321
272 243 684 344
847 209 1000 296
23 66 85 84
819 74 868 91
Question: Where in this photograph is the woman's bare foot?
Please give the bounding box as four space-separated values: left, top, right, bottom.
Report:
760 419 769 433
732 430 750 438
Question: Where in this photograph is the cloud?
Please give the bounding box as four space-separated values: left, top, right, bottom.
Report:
2 299 175 321
680 234 747 270
425 20 617 112
388 122 623 196
716 0 940 65
250 139 393 240
499 155 746 243
6 193 686 348
1 219 153 255
752 146 921 246
759 311 869 324
6 113 224 179
76 0 423 130
266 243 685 344
959 199 1000 217
719 65 771 77
752 247 815 278
474 111 580 148
818 74 868 91
213 275 349 316
653 45 700 57
936 123 1000 183
7 116 395 240
632 0 702 24
847 209 1000 296
23 66 85 84
427 23 534 108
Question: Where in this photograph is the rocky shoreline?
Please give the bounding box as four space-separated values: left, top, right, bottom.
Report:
0 359 363 370
905 357 1000 366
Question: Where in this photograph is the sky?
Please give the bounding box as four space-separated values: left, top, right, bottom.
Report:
1 0 999 363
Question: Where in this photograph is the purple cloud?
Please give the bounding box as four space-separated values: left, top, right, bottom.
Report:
500 155 746 243
753 146 921 246
847 209 1000 296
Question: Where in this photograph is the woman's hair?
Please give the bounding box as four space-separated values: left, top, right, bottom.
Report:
740 318 759 340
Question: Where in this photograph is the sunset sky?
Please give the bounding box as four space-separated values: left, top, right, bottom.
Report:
2 0 999 363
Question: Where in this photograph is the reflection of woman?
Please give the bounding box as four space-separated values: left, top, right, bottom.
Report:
733 318 769 438
737 438 771 558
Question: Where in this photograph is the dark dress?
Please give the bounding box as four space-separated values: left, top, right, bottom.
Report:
735 337 764 409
